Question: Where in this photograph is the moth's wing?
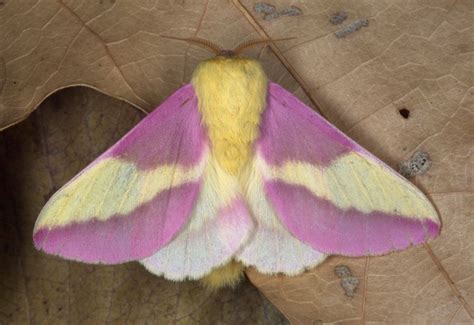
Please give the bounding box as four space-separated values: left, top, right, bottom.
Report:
236 159 327 275
33 84 208 264
238 83 440 271
140 158 254 281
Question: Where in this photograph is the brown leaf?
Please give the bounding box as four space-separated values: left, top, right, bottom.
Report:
1 0 473 323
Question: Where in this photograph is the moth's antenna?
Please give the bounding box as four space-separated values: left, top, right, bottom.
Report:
160 35 223 55
233 37 296 54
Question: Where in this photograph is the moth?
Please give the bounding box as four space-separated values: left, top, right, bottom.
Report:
33 37 440 289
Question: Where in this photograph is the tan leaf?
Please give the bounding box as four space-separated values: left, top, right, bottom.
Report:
1 0 473 323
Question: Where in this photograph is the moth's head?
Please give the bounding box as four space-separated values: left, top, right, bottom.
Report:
161 35 294 59
216 49 237 58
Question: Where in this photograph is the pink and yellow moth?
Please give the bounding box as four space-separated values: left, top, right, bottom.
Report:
33 37 440 289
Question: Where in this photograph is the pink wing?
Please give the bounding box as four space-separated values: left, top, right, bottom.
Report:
33 84 208 264
253 83 440 257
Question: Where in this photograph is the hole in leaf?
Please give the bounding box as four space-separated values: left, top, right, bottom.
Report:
399 108 410 119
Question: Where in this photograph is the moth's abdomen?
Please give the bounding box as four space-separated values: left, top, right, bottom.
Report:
192 57 267 175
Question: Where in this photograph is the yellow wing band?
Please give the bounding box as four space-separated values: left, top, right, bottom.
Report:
258 152 438 221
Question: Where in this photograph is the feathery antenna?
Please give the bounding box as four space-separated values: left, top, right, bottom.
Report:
233 37 295 54
160 35 223 54
161 35 295 56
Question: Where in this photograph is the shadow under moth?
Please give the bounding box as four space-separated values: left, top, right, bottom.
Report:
33 37 441 289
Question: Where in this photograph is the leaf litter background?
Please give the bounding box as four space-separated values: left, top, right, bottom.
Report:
0 0 472 323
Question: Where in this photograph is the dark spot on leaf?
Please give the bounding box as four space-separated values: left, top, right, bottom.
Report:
335 19 369 38
399 108 410 119
330 11 348 25
399 151 432 178
335 265 352 278
255 2 301 20
335 265 359 297
254 2 275 14
278 6 302 17
341 277 359 297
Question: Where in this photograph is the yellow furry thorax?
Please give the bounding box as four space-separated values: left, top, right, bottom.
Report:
191 57 267 289
191 56 267 175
